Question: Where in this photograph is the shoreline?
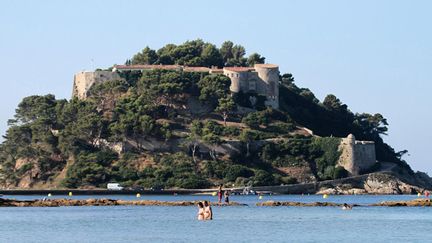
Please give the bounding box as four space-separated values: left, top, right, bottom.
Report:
1 172 429 196
1 197 431 207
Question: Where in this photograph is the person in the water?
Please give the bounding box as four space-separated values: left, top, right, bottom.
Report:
224 190 230 204
342 203 352 210
197 201 205 220
218 185 223 203
203 201 213 220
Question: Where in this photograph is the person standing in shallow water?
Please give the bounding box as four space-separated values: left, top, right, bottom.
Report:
224 190 230 204
203 201 213 220
218 185 223 203
197 202 205 220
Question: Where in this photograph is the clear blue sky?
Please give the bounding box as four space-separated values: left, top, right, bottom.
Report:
1 0 431 173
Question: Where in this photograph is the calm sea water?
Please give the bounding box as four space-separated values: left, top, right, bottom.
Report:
1 195 431 243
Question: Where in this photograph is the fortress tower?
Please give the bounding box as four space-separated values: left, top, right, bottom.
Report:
337 134 376 175
254 64 279 109
72 70 123 99
222 64 279 109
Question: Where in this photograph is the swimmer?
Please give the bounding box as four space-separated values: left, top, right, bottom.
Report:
342 203 352 210
197 201 205 220
203 201 213 220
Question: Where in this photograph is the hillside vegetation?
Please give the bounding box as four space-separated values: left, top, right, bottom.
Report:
0 40 414 189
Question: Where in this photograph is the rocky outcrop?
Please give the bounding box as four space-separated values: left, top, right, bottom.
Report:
371 198 432 207
251 172 430 195
363 173 421 194
257 200 359 207
257 198 432 207
316 173 425 195
0 198 246 207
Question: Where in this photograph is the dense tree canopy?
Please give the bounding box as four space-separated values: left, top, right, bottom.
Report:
128 39 265 68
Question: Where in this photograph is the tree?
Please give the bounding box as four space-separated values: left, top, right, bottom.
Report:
242 112 268 129
353 113 389 138
202 133 221 160
281 73 295 86
197 75 231 107
156 44 177 64
9 94 58 127
232 44 246 60
171 39 205 66
201 43 224 67
139 115 156 140
220 41 234 63
131 46 158 65
215 96 236 126
184 120 202 171
299 89 319 103
247 53 265 66
239 129 259 157
323 94 348 112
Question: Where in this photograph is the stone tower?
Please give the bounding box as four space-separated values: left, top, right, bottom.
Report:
254 64 279 109
337 134 376 175
72 70 123 99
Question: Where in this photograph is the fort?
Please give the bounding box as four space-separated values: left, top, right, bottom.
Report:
72 65 377 176
337 134 376 176
73 63 280 108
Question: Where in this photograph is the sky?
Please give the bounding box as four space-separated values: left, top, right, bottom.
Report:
0 0 431 173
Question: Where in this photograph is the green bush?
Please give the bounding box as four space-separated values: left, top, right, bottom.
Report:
242 112 268 129
334 166 348 179
222 126 240 137
265 122 295 135
223 165 254 182
252 170 274 186
312 137 342 179
62 149 118 188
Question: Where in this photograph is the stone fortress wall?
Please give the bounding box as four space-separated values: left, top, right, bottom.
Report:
73 63 279 108
337 134 376 176
72 71 123 99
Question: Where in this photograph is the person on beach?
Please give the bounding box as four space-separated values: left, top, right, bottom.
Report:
224 190 230 204
203 201 213 220
218 185 223 203
197 201 205 220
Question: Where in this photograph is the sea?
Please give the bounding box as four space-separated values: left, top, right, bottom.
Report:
1 194 431 243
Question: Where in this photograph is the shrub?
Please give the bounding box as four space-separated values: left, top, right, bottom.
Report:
222 126 240 137
252 170 274 186
242 112 268 129
223 165 254 182
334 166 349 179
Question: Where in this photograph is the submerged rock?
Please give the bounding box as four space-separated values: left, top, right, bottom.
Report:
256 200 359 207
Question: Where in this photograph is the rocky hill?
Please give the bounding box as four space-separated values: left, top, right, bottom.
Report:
0 40 430 192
